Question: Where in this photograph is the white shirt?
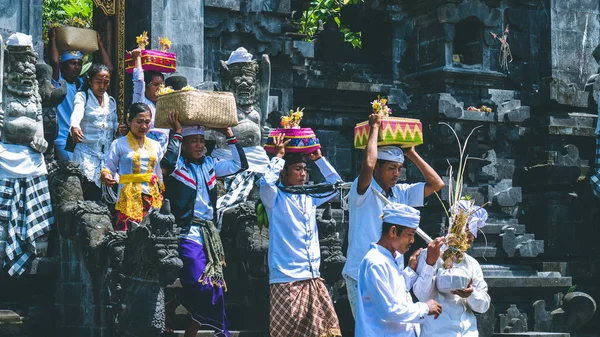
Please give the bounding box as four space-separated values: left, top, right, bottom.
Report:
343 178 425 281
356 243 429 337
132 68 170 141
413 249 491 337
70 89 118 154
259 156 341 284
103 134 163 197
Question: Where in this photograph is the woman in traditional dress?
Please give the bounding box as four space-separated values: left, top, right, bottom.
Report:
70 63 126 199
413 200 491 337
130 48 170 154
100 103 164 231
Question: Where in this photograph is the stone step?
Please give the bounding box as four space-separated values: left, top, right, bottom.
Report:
480 223 525 235
481 265 572 288
468 246 498 258
165 330 263 337
0 310 26 337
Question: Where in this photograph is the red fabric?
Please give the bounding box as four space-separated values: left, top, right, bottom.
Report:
114 194 153 231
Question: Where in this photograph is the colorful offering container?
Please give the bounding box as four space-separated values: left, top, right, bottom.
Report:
354 117 423 149
264 128 321 154
125 49 176 74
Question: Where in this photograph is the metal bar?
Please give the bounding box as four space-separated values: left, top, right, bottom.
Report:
370 186 435 244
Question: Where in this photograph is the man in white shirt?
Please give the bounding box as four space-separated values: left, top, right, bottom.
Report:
343 113 445 315
356 203 442 337
260 134 343 337
413 200 491 337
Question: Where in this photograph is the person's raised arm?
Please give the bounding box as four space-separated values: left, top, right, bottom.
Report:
403 147 444 198
357 113 382 195
213 128 249 177
413 238 444 301
259 134 289 208
160 111 183 175
307 149 343 206
131 48 146 103
49 28 60 81
97 32 114 73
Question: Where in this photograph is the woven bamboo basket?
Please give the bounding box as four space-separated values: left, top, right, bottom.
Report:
56 27 99 54
155 90 239 128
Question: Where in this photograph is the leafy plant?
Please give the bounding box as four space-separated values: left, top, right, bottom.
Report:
42 0 94 43
298 0 363 48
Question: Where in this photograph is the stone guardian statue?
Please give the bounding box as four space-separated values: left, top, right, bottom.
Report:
0 33 54 277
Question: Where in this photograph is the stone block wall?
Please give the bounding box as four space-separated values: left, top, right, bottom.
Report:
54 234 110 337
0 0 43 56
546 0 600 89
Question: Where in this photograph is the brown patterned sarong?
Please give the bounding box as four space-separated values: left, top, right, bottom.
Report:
270 278 342 337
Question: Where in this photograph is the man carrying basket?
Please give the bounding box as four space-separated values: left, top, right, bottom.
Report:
161 111 248 337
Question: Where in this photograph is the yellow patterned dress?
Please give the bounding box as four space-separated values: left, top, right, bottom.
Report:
101 132 163 230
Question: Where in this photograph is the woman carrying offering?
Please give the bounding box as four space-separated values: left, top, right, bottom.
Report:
70 63 127 198
130 48 170 154
100 103 164 231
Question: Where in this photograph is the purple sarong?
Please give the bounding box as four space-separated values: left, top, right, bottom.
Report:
178 238 230 336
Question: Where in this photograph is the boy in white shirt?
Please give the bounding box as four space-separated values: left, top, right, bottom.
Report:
343 113 445 315
260 134 343 337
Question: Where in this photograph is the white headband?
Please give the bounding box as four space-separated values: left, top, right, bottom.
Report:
377 146 404 164
382 203 420 229
181 125 205 137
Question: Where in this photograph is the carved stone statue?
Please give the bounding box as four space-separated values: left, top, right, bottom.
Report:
48 160 183 336
2 42 46 151
220 47 272 143
118 202 182 336
0 33 54 277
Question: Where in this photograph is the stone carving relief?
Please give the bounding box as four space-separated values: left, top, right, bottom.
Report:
2 43 46 152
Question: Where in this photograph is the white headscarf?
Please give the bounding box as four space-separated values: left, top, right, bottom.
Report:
456 200 488 238
226 47 253 65
181 125 205 137
377 146 405 164
381 203 420 229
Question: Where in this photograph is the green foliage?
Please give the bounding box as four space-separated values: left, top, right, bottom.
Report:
567 285 577 293
298 0 362 48
42 0 94 42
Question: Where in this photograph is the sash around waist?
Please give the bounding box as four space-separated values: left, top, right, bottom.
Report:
119 173 156 184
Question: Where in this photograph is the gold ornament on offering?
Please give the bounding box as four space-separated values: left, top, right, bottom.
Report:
280 107 304 129
371 95 392 117
159 37 172 52
436 123 489 269
157 84 174 96
136 31 149 50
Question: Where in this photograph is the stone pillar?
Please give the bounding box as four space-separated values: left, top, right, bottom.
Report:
150 0 204 86
0 0 43 56
546 0 600 88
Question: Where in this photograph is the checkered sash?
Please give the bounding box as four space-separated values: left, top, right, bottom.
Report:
0 175 54 276
270 278 342 337
215 171 259 229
